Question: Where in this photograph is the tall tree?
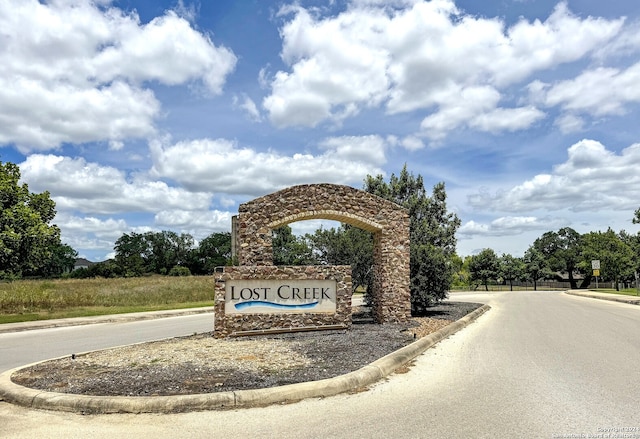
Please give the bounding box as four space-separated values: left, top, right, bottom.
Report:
308 224 374 293
532 227 583 289
114 232 148 276
522 246 552 290
0 161 69 279
272 225 316 266
114 231 196 275
191 232 232 274
500 253 524 291
580 228 634 291
469 248 500 291
619 230 640 289
40 243 78 277
364 165 460 310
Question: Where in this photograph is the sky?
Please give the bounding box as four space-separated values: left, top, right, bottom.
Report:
2 0 640 261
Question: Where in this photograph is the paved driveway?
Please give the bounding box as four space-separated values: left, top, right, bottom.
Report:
2 291 639 438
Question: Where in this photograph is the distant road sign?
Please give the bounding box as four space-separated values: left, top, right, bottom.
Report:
593 269 600 277
592 260 600 270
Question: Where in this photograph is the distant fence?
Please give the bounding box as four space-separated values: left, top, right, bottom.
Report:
455 280 579 291
456 279 638 291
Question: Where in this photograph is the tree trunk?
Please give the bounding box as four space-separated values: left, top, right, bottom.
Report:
568 270 577 289
579 277 591 289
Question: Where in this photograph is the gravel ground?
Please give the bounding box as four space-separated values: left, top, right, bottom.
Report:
12 302 481 397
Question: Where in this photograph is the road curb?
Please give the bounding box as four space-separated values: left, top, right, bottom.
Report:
0 304 490 414
0 307 215 334
564 290 640 305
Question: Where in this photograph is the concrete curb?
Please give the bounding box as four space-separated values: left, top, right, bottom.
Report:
0 307 215 334
0 304 490 414
564 290 640 305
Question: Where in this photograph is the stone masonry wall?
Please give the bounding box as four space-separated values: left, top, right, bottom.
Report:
214 265 352 338
234 183 410 324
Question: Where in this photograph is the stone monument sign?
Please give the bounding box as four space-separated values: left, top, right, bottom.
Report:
213 183 410 338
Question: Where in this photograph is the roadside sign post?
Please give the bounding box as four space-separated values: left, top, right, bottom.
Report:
592 260 600 290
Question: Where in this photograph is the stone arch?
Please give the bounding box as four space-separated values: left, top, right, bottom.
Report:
235 183 410 323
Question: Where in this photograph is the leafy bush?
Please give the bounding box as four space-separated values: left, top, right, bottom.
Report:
168 266 191 277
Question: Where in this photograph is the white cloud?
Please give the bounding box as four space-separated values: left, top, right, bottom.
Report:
401 136 424 151
458 216 567 238
534 62 640 117
554 113 585 134
233 94 262 122
264 4 392 128
263 0 623 139
149 136 386 196
468 139 640 213
53 213 131 260
56 214 129 240
108 140 125 151
19 154 212 214
318 135 387 166
154 210 233 238
0 0 236 152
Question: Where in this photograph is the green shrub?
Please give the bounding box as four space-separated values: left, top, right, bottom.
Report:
168 266 191 277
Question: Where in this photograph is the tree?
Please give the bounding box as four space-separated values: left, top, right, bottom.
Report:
114 232 148 276
190 232 232 274
144 231 194 274
469 249 500 291
40 243 78 277
580 228 634 291
272 225 316 266
522 247 552 290
364 165 460 310
619 230 640 289
532 227 583 289
0 161 70 279
500 253 524 291
449 254 468 288
308 224 374 294
114 231 197 276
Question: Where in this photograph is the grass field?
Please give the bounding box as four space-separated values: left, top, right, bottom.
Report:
0 276 215 325
591 288 640 297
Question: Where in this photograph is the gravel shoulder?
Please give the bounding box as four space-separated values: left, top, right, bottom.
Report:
12 302 481 397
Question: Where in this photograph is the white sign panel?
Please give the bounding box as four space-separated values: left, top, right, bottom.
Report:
225 279 337 315
591 260 600 270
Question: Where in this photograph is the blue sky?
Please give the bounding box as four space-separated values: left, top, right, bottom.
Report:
2 0 640 261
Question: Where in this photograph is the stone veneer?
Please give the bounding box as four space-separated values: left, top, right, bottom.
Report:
233 183 410 325
214 265 351 338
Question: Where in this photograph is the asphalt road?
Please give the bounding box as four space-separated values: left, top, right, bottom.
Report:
0 313 214 372
2 291 639 438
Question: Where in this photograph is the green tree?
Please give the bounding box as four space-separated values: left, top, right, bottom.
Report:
144 231 194 274
450 254 469 288
580 228 634 291
532 227 583 289
469 248 500 291
0 161 70 279
619 230 640 289
114 231 196 276
308 224 374 294
191 232 232 274
364 165 460 310
114 232 148 276
272 225 316 266
522 246 552 290
40 243 78 277
499 253 524 291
